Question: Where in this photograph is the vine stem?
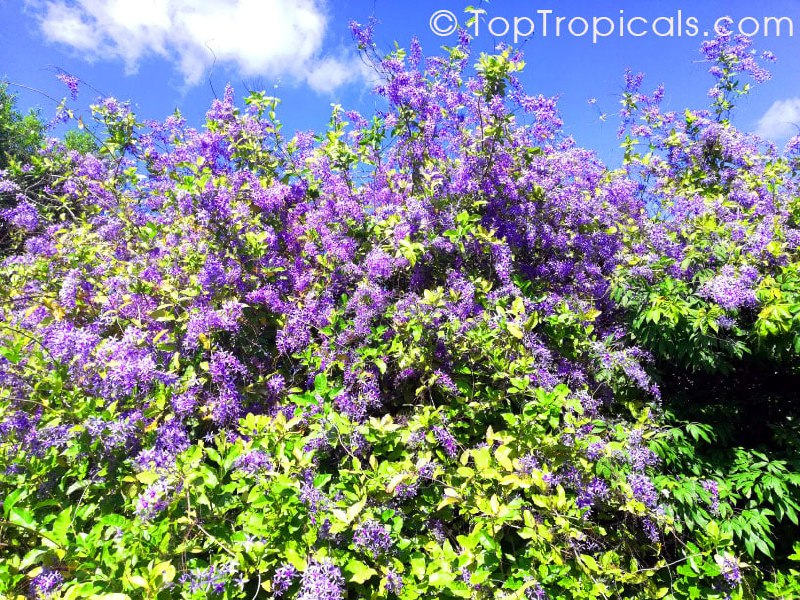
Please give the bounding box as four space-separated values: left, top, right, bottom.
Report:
0 518 64 548
184 489 237 558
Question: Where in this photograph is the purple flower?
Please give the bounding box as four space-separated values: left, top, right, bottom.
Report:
433 369 458 395
432 426 458 458
364 248 394 280
97 96 130 119
350 18 377 49
525 579 548 599
576 477 610 510
297 559 344 600
92 335 174 401
700 267 758 311
642 517 659 543
134 420 189 472
408 37 422 68
30 569 63 598
628 473 658 508
628 442 659 472
299 481 326 514
272 563 297 597
385 569 403 594
334 391 367 422
701 479 720 515
180 563 235 594
720 556 742 587
234 450 273 475
267 374 286 396
394 478 419 500
172 388 199 417
2 199 39 230
517 453 540 475
407 428 425 448
418 461 437 480
353 519 392 557
57 73 80 100
716 316 736 330
586 442 606 460
427 519 447 542
135 478 173 521
0 178 19 194
58 269 81 310
85 411 142 454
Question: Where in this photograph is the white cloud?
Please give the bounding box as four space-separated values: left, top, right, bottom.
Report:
30 0 362 92
38 1 98 51
306 56 359 94
755 98 800 141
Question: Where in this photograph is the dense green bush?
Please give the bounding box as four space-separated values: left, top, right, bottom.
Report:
0 23 798 600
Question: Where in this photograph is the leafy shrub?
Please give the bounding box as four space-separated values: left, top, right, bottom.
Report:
0 20 797 600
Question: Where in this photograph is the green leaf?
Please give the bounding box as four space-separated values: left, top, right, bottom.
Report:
10 507 35 528
507 323 524 339
126 575 148 589
410 553 427 579
579 554 599 573
3 487 26 515
50 508 71 546
345 559 377 584
495 446 513 471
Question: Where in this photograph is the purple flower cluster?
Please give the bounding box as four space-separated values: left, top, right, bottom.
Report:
233 450 274 475
134 477 173 521
2 199 39 231
385 569 403 595
56 73 80 100
432 426 458 458
30 569 63 599
394 478 419 500
642 517 660 543
720 556 742 587
517 453 540 475
272 563 298 597
628 473 659 509
353 519 393 556
596 345 660 399
299 480 327 514
699 266 758 311
524 579 548 599
576 477 610 511
297 559 344 600
701 479 721 515
179 562 237 594
85 411 142 454
135 420 189 472
626 429 660 471
418 460 437 480
701 22 772 88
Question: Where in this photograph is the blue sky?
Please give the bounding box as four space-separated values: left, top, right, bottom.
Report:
3 0 800 166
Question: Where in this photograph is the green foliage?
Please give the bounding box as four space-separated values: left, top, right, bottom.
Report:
0 27 799 600
64 129 98 154
0 82 44 171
